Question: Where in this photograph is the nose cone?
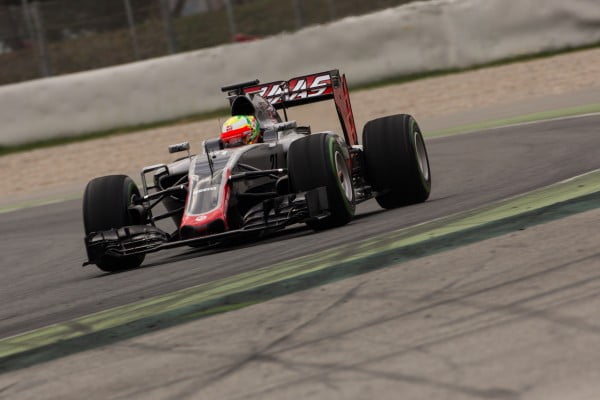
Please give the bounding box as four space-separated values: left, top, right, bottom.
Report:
180 219 226 239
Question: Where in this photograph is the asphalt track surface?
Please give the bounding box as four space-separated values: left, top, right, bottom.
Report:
1 114 599 340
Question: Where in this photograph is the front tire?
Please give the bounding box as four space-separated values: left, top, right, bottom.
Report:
288 133 355 230
363 114 431 209
83 175 145 272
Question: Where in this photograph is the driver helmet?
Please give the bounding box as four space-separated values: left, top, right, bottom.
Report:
220 115 260 147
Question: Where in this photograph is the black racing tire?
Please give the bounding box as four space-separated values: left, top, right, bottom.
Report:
83 175 145 272
363 114 431 209
288 133 355 230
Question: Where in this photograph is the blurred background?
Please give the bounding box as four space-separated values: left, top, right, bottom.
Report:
0 0 422 85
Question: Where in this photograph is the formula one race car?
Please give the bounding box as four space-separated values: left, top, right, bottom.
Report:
83 70 431 272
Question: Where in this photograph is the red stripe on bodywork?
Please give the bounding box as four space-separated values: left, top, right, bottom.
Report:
180 169 231 233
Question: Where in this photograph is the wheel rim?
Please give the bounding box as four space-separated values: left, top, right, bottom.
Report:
414 131 430 181
334 151 353 200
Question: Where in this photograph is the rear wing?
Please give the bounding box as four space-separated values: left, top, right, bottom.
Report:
243 70 358 146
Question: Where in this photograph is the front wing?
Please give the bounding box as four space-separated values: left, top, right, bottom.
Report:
83 187 328 266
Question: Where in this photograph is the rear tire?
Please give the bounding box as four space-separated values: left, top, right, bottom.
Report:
83 175 145 272
288 133 355 230
363 114 431 209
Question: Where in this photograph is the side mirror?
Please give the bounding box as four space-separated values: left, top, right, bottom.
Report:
204 138 224 153
168 142 190 154
273 120 297 131
263 129 278 143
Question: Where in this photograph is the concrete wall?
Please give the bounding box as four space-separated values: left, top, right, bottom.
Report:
1 0 600 146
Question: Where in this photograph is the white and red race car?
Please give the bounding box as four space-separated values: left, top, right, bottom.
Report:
83 69 431 272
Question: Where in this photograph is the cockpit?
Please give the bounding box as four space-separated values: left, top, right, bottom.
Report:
230 93 282 127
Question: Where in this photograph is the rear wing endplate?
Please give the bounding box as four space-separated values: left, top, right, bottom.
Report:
243 69 358 146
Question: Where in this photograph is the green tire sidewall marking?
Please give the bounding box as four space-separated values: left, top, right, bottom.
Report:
327 135 354 214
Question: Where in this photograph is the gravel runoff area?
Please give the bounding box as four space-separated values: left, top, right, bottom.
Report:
2 206 599 399
1 47 600 201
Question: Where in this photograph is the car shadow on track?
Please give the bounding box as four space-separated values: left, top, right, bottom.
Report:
89 207 392 277
91 224 315 276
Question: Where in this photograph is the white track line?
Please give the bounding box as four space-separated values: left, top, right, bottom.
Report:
430 111 600 140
